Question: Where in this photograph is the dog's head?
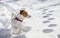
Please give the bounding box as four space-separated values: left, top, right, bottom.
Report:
20 10 31 18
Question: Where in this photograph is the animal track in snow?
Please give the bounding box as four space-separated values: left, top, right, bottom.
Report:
57 34 60 38
43 20 50 23
48 24 57 27
48 18 55 20
43 29 54 33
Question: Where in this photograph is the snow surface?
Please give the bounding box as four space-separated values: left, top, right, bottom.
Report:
0 0 60 38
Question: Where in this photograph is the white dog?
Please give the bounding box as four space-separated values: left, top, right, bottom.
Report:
11 10 31 36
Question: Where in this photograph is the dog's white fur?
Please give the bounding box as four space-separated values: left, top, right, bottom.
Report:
11 10 31 36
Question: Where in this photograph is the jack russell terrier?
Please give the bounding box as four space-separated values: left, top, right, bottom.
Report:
11 10 31 36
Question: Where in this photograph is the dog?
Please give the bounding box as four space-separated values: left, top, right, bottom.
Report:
11 10 31 36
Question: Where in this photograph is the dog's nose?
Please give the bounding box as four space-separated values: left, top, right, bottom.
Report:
29 15 31 18
27 15 31 18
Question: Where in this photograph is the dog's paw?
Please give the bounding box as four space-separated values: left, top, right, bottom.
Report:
23 26 31 32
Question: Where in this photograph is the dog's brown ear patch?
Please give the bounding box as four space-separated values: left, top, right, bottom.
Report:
20 10 28 17
20 10 25 14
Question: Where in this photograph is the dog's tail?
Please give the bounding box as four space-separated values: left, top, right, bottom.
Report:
11 13 16 19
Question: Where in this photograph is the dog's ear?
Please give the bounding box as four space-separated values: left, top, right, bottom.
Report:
20 10 29 17
20 10 25 14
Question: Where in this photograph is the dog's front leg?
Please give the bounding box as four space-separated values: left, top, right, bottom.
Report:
13 25 22 35
16 27 22 35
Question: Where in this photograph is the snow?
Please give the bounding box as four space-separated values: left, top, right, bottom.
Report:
0 0 60 38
